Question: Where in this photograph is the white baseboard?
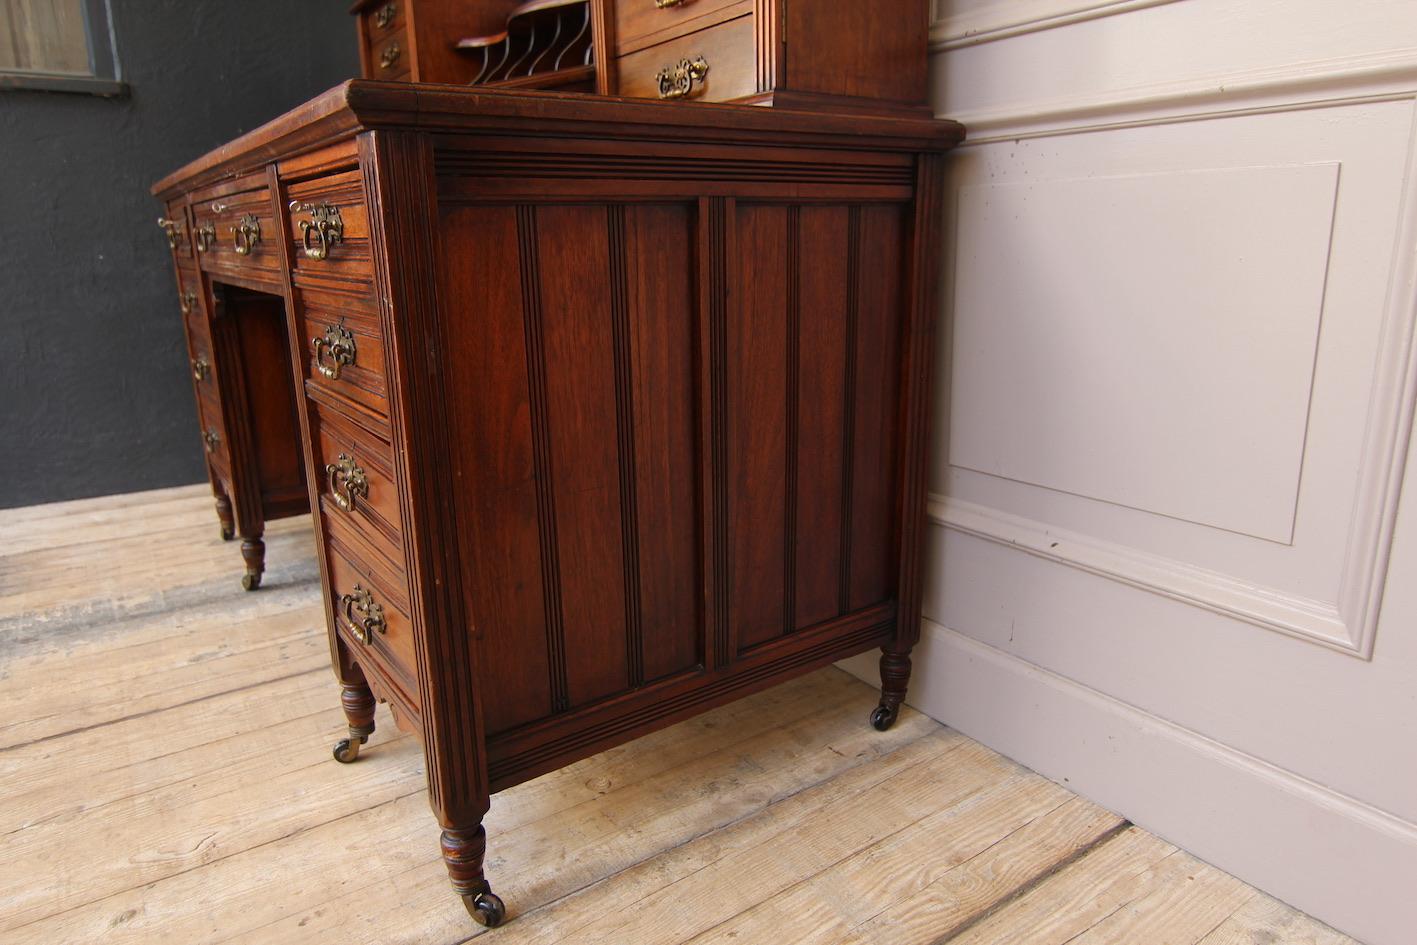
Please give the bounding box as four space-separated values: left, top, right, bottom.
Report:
838 621 1417 945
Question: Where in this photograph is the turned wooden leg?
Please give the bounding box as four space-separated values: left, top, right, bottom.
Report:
239 532 265 591
332 682 376 763
441 824 506 927
871 646 913 731
214 490 235 542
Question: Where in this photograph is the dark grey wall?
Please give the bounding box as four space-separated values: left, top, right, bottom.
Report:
0 0 359 509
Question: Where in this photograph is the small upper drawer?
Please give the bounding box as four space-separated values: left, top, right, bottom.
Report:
362 0 404 41
191 185 280 276
294 285 390 427
325 517 420 706
615 0 751 55
616 13 756 103
286 170 373 282
309 399 404 569
369 26 408 79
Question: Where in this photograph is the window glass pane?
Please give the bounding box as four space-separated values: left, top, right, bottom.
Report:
0 0 92 77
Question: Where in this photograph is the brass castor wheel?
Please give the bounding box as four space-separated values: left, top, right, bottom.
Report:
241 571 261 591
463 890 506 928
220 525 234 541
870 703 898 732
332 735 367 763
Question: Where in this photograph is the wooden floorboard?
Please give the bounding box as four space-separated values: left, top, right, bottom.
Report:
0 484 1363 944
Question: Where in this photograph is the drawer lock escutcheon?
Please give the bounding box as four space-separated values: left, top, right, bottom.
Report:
291 201 346 261
311 323 357 381
326 452 369 513
341 585 386 645
657 56 708 100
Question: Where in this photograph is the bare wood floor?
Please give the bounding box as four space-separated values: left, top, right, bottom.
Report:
0 484 1359 945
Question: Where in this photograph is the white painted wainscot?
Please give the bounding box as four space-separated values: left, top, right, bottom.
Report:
839 3 1417 942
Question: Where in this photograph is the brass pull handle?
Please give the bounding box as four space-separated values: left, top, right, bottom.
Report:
231 214 262 256
657 56 708 100
202 429 220 453
179 290 197 314
157 216 184 250
291 201 345 261
194 223 217 253
192 357 210 381
311 324 357 380
325 453 369 512
341 585 386 645
374 1 397 28
380 42 401 70
655 0 689 7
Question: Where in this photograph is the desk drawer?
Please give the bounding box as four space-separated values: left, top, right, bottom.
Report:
158 198 192 262
192 184 280 276
615 0 751 55
617 13 756 103
325 518 419 706
287 170 373 283
309 399 404 568
295 287 390 426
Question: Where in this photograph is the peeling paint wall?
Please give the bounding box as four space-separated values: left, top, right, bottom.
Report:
0 0 358 508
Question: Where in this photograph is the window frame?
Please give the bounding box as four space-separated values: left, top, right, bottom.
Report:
0 0 125 97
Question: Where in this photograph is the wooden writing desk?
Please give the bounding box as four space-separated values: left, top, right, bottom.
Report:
156 50 958 934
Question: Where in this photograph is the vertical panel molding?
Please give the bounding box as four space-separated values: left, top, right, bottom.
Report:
699 197 734 669
517 205 571 711
608 205 645 687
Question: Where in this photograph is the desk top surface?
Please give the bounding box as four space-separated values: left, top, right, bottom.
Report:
153 79 965 199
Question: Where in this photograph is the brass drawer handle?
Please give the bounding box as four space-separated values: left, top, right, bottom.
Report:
202 429 220 453
325 453 369 512
311 323 357 380
291 201 345 260
192 357 210 381
657 56 708 100
157 216 185 250
194 222 217 253
374 1 397 28
179 290 198 314
655 0 689 7
380 41 401 70
231 214 262 256
341 584 386 644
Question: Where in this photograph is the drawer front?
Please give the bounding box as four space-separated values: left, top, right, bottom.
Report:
362 0 404 43
309 399 404 567
616 14 756 103
192 185 280 276
615 0 751 55
295 287 390 425
287 170 373 282
369 26 408 79
325 521 419 704
159 199 192 262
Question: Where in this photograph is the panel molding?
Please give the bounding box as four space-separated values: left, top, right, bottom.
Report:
939 96 1417 660
946 47 1417 143
929 0 1185 52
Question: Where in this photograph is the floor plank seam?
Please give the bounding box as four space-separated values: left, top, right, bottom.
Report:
0 666 327 754
925 818 1135 945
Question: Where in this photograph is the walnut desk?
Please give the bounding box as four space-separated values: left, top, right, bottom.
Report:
152 80 962 926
